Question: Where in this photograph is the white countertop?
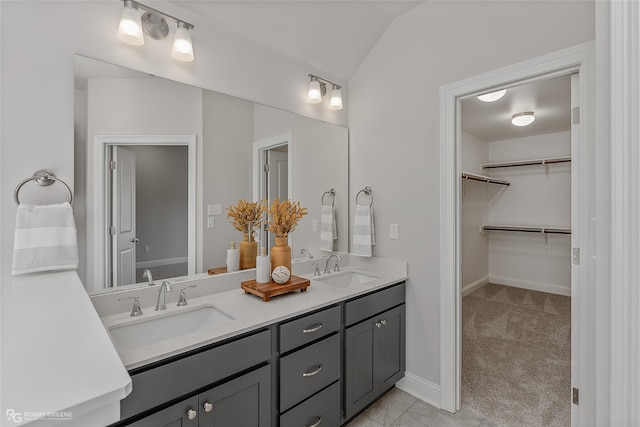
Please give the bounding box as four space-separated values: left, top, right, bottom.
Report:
1 271 132 426
98 256 407 370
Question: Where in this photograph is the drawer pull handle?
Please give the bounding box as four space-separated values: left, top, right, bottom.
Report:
303 323 323 334
381 319 387 326
187 408 197 420
306 416 322 427
375 321 382 328
302 365 323 377
203 402 213 413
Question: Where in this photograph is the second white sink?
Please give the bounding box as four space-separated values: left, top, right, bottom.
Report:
108 305 234 352
315 271 380 288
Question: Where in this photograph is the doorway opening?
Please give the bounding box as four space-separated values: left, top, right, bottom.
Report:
439 42 595 425
253 133 292 253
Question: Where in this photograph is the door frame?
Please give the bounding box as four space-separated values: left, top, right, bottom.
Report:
439 41 595 423
252 132 293 247
92 135 197 287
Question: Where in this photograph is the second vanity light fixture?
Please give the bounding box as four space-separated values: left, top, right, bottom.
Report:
117 0 195 62
307 74 343 110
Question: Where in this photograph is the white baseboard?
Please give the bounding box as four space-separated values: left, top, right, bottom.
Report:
489 275 571 296
461 275 489 296
396 372 440 409
136 257 188 269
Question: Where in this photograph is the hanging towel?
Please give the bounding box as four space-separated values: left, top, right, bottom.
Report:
352 204 376 257
12 202 79 275
320 205 338 252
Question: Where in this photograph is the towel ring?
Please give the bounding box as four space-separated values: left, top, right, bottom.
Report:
356 186 373 207
14 170 73 205
322 189 335 207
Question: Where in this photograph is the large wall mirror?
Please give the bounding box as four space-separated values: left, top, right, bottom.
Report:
74 55 349 295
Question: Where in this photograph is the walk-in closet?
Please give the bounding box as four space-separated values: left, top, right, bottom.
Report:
459 75 573 427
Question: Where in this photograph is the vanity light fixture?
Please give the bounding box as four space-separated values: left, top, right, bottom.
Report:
477 89 506 102
511 111 536 126
307 74 343 110
117 0 195 62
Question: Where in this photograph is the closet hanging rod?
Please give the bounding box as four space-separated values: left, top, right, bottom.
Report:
461 172 509 186
481 225 572 235
481 156 571 170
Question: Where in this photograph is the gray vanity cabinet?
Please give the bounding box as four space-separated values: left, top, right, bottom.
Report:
344 284 406 420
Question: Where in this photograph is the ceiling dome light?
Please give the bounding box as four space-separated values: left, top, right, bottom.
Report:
118 0 144 46
329 85 343 110
511 111 535 126
477 89 506 102
172 21 194 62
307 77 323 104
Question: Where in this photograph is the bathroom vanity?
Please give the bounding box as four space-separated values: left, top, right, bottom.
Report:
96 256 407 427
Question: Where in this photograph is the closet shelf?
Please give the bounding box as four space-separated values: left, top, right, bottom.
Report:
481 225 572 235
461 172 510 186
481 156 571 170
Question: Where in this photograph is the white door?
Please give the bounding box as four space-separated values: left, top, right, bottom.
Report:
265 149 288 250
112 146 137 286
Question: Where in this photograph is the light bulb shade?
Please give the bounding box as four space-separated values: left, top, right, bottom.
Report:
117 1 144 46
329 86 343 110
308 79 322 104
477 89 506 102
172 22 194 62
511 112 535 126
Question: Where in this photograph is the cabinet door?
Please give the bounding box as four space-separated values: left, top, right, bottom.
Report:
344 304 406 420
344 318 376 419
198 364 271 427
126 396 199 427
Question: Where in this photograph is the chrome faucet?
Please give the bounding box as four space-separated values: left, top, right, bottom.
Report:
300 248 314 260
143 269 154 286
155 281 173 311
324 254 341 274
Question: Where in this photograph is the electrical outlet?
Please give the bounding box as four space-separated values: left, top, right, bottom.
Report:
207 217 215 229
144 245 150 252
390 224 399 240
312 219 318 232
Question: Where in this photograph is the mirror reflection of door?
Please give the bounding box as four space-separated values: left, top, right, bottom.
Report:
261 145 288 252
112 146 137 286
107 144 189 287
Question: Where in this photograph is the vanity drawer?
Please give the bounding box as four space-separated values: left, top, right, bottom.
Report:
280 381 341 427
121 329 271 420
280 333 340 411
345 282 405 326
280 305 341 353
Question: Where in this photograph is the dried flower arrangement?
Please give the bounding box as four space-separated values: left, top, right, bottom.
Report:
226 199 266 234
266 198 308 238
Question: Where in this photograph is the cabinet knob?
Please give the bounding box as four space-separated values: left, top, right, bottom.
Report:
203 402 213 413
381 319 387 326
302 365 323 377
187 408 197 420
375 321 382 328
306 416 322 427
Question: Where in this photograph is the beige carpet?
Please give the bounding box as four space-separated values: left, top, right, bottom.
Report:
462 283 571 427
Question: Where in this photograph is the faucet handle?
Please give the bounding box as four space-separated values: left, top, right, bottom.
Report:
313 263 321 277
177 285 197 307
334 255 341 272
118 296 143 317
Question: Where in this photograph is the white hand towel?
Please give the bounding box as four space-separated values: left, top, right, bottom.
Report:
320 205 338 252
352 204 376 257
12 202 79 275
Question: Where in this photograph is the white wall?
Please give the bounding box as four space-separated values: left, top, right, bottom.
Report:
460 131 489 290
0 0 346 292
348 0 594 397
487 132 571 295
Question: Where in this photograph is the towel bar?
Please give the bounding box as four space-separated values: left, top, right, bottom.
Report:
14 170 73 205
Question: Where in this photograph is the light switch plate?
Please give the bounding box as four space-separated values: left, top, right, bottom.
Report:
207 217 215 229
208 204 223 215
312 220 318 232
390 224 399 239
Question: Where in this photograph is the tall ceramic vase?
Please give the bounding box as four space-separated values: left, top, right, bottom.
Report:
240 233 257 269
270 236 291 275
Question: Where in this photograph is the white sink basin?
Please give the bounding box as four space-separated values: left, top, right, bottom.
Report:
108 305 234 351
315 271 380 288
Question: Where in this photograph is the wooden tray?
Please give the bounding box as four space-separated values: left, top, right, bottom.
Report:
241 275 310 302
208 267 227 275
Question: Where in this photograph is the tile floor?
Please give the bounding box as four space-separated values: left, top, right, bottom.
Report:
346 388 498 427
